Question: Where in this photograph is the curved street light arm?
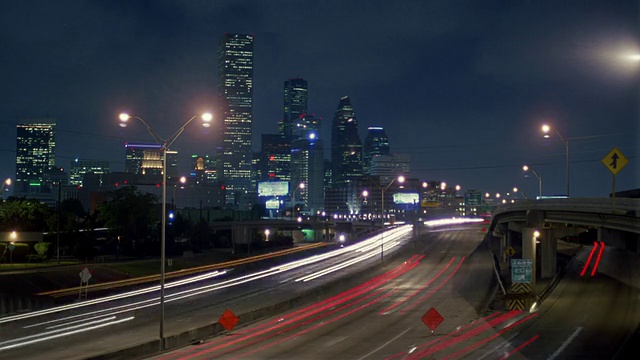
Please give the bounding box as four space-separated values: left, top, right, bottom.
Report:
166 115 198 149
130 115 165 145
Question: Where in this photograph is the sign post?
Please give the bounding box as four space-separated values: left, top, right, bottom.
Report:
78 267 92 299
601 147 628 206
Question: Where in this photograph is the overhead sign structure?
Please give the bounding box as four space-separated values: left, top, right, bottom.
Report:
511 259 533 284
218 309 239 332
421 307 444 332
601 147 628 175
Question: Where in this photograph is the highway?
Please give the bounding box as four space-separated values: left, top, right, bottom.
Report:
151 227 640 359
0 226 415 359
151 223 497 359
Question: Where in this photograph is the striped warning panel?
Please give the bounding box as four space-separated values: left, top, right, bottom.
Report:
510 283 533 294
506 298 526 310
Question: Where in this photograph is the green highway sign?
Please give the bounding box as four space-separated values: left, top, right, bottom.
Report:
511 258 533 284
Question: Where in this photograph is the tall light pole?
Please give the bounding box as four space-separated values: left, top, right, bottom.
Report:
0 178 11 194
379 175 405 261
542 124 570 197
523 165 542 198
291 182 305 221
119 111 212 350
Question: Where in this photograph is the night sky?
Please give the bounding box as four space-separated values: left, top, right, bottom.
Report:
1 0 638 198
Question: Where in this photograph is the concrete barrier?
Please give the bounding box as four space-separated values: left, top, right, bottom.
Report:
0 295 53 316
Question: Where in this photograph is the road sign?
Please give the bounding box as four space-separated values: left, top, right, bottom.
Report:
421 307 444 332
8 244 15 251
602 147 628 175
504 246 516 257
218 309 239 332
511 258 533 284
79 267 92 283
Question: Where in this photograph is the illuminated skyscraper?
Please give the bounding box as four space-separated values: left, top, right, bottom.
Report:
290 115 324 215
124 143 177 182
69 159 110 186
331 96 363 187
15 118 56 194
261 134 290 182
217 33 254 207
281 78 308 141
363 127 390 175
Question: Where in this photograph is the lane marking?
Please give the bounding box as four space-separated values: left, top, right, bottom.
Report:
499 334 539 359
548 326 583 360
355 327 413 360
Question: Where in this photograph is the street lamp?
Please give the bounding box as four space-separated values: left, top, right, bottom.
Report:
379 175 405 261
513 187 527 199
523 165 542 198
118 111 212 350
291 182 305 220
0 178 11 200
542 124 570 196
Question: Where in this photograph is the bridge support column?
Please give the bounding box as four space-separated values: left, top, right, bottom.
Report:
540 229 557 279
522 227 537 286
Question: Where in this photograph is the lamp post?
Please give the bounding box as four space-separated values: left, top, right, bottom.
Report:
379 175 405 261
513 187 527 199
118 111 212 350
0 178 11 194
291 182 305 221
542 124 570 197
523 165 542 198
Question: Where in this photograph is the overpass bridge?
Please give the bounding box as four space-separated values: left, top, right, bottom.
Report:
208 218 379 248
489 197 640 285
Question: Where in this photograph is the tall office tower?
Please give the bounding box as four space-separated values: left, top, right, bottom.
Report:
331 96 363 187
363 127 390 175
15 118 56 194
124 143 178 181
290 129 325 215
280 78 308 141
217 33 254 207
69 159 110 186
261 134 290 182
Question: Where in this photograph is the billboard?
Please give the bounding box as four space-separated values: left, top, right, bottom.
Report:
393 193 420 205
265 199 281 209
258 181 289 197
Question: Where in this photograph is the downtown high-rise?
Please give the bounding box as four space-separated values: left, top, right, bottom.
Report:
331 96 363 186
363 126 390 175
217 33 254 208
15 118 56 194
280 78 308 141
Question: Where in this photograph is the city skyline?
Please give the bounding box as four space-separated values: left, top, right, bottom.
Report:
0 1 637 198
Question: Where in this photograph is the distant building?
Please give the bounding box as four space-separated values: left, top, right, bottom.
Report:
331 96 363 187
15 117 56 194
261 134 290 182
363 127 390 175
290 115 325 215
369 153 410 185
281 78 308 142
69 159 110 186
190 154 218 185
217 33 254 208
124 143 178 183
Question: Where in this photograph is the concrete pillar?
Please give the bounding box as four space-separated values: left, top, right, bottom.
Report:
540 229 557 279
522 227 537 286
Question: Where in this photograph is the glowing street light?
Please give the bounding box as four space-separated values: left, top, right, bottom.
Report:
291 182 305 220
523 165 543 198
118 111 212 350
0 178 11 195
542 124 570 196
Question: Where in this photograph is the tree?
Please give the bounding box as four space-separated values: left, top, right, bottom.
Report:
0 198 52 232
97 186 159 256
